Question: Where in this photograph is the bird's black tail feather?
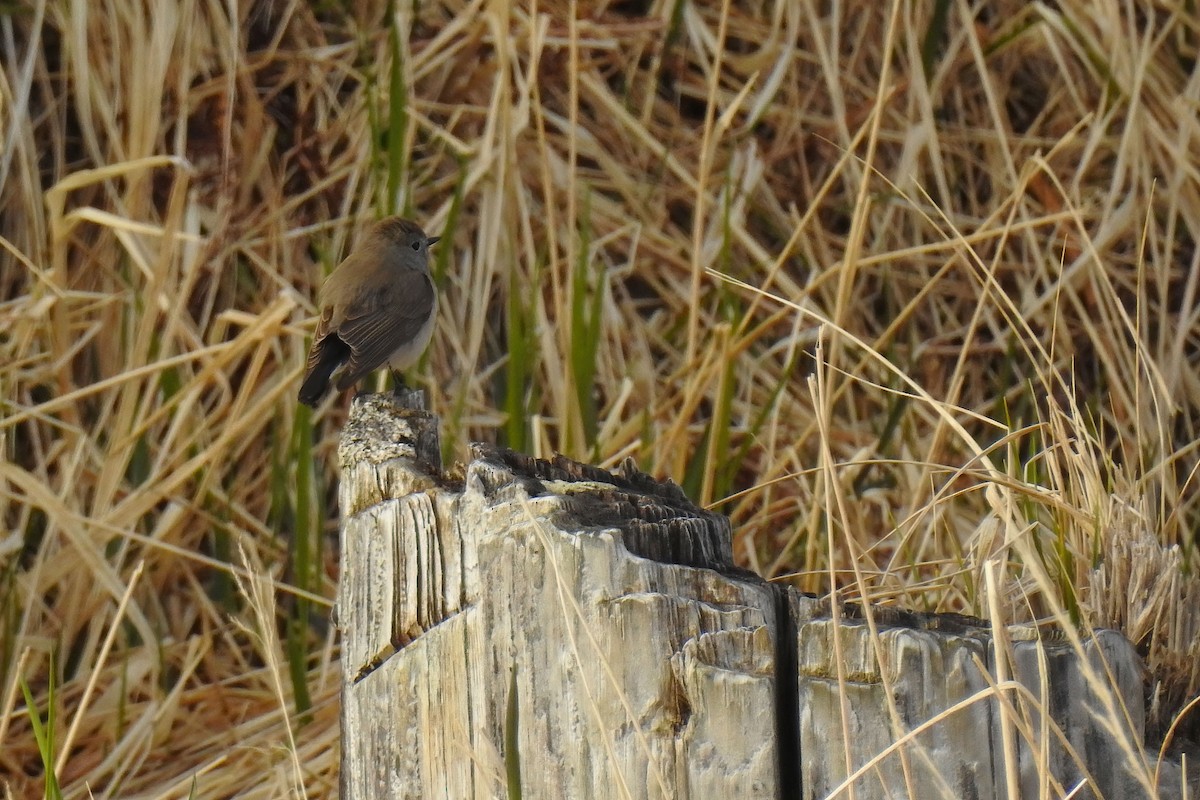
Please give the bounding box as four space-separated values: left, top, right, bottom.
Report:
298 338 350 407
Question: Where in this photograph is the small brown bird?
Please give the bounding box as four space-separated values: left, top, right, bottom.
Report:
298 217 440 407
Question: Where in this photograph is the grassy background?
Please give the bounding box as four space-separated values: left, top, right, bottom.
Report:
2 0 1199 796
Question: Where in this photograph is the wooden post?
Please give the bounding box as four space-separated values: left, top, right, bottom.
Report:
337 396 1190 800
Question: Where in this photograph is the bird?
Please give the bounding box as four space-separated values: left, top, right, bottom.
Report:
298 216 440 407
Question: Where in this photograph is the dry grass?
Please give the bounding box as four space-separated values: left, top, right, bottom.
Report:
2 0 1199 796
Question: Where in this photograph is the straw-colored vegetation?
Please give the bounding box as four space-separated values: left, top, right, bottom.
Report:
2 0 1198 796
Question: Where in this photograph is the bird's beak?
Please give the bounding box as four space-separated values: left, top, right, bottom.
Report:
427 236 441 246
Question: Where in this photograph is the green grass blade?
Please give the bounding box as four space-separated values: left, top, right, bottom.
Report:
568 193 601 456
386 0 409 213
504 666 522 800
22 663 62 800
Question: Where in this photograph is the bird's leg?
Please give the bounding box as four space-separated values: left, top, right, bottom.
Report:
390 369 408 395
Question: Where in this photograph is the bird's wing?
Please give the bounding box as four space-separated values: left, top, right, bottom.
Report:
303 305 344 375
333 270 436 389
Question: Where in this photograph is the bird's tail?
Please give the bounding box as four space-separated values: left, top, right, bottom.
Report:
298 341 348 407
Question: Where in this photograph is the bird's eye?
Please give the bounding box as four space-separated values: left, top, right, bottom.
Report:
411 241 421 251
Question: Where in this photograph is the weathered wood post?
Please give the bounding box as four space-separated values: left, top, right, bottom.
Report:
337 395 1189 799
